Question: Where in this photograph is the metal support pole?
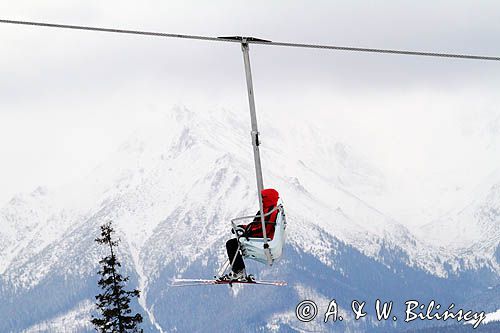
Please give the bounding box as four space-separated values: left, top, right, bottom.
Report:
241 40 272 264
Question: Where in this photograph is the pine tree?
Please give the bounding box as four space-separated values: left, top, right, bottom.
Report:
91 221 143 333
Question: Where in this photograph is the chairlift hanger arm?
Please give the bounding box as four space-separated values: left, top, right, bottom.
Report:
239 40 270 259
1 19 500 61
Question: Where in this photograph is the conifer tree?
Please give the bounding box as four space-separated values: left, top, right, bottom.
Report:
91 221 143 333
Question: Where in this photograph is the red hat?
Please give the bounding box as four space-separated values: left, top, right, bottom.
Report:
261 188 279 209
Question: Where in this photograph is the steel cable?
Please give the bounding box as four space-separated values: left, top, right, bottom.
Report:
1 19 500 61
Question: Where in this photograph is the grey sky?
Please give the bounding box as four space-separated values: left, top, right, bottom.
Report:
1 0 500 222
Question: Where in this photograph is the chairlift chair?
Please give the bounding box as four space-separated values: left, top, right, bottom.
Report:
231 201 287 266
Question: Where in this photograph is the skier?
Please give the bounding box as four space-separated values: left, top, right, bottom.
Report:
223 188 280 281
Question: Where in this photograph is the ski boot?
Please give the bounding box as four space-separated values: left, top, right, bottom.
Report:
215 268 246 282
228 268 247 281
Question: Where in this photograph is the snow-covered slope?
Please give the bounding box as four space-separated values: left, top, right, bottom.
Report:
419 170 500 272
1 106 498 332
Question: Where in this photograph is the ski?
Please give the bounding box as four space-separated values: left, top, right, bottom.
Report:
171 278 287 287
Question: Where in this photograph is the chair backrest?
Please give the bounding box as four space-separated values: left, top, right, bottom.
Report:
244 205 279 239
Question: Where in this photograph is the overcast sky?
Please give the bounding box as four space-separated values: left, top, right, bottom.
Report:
1 1 500 223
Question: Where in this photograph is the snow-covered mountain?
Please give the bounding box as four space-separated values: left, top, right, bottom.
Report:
419 170 500 262
1 106 498 332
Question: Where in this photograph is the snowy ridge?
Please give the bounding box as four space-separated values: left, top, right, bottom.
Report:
0 186 90 276
420 169 500 271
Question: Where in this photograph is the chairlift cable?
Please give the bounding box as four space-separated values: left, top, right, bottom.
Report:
1 19 500 61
